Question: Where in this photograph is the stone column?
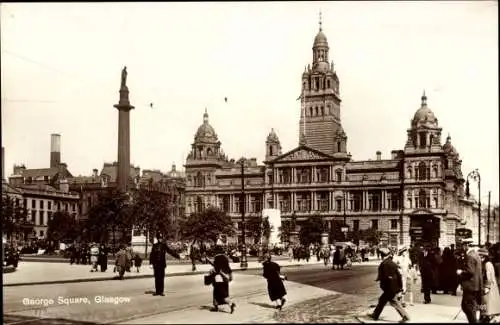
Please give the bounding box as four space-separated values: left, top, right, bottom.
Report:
291 167 296 183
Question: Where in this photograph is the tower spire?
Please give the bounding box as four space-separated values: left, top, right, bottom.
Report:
421 89 427 106
319 10 323 31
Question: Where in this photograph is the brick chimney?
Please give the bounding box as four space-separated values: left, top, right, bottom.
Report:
376 151 382 161
50 134 61 168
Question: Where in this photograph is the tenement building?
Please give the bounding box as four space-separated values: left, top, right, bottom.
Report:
186 20 468 248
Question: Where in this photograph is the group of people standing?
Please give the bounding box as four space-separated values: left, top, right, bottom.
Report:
370 240 500 323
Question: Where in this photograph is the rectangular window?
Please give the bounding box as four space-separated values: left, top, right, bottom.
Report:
24 199 27 208
336 199 342 212
371 219 378 230
391 219 398 230
48 201 52 210
32 200 36 209
40 200 44 210
40 230 44 237
48 211 52 222
353 220 359 231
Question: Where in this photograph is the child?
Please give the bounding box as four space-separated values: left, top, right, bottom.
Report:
133 253 142 273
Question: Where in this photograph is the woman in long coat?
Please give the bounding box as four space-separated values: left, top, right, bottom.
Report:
114 245 129 280
207 253 236 313
479 248 500 322
262 254 287 310
439 247 458 295
98 244 107 272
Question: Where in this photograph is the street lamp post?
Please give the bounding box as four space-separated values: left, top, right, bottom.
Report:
465 169 481 245
239 158 248 270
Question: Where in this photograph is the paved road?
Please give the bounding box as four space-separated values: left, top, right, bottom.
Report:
3 263 378 324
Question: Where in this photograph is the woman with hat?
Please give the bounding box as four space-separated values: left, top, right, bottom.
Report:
395 247 412 307
478 248 500 323
262 253 287 310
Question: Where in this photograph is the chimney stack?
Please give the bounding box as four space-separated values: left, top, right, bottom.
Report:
93 169 98 177
50 134 61 168
376 151 381 161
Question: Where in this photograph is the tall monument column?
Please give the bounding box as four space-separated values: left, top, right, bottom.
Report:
114 66 134 192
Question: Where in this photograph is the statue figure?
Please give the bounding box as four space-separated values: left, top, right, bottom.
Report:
121 66 127 88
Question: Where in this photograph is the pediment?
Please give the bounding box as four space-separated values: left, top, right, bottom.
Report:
272 146 332 163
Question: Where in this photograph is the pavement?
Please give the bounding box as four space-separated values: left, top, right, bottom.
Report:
3 261 380 324
356 284 469 323
4 256 381 287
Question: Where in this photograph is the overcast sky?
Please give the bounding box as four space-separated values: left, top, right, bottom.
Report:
1 2 498 204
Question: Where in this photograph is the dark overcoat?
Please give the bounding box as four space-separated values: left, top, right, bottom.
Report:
263 260 287 301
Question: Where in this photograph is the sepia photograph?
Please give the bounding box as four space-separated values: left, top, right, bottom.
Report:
1 1 499 324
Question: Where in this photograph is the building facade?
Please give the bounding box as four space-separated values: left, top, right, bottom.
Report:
184 20 470 248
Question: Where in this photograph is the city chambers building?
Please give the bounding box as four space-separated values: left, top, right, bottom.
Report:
184 22 469 249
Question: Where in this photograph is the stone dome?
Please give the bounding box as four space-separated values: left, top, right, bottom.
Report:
442 134 458 155
314 30 328 47
411 93 438 128
195 109 218 141
266 128 280 143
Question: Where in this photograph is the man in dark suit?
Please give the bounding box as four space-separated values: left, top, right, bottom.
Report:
149 233 181 296
457 239 483 323
371 247 410 322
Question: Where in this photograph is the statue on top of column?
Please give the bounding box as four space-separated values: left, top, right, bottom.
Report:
120 66 128 89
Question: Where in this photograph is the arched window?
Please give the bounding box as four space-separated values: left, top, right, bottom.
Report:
432 165 438 178
418 189 427 208
303 81 307 90
196 171 204 187
309 107 313 116
337 142 341 152
419 132 427 147
207 148 213 156
407 167 413 179
315 107 319 116
196 196 204 213
321 106 324 116
336 170 342 183
269 145 273 156
327 79 331 89
418 162 427 180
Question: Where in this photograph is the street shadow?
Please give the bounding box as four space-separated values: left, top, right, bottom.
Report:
4 314 99 325
144 290 155 295
199 305 213 311
249 301 276 309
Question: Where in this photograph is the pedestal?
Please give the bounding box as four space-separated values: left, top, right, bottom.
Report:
321 232 329 247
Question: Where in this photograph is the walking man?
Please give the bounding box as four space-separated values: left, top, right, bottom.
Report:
149 233 181 296
370 247 410 323
457 238 483 323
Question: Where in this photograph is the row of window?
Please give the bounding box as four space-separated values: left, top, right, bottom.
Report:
275 169 343 184
25 199 77 212
407 162 440 180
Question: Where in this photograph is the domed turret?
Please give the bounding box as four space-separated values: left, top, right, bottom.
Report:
266 128 280 143
313 30 328 48
442 134 458 156
195 108 218 142
411 92 438 129
265 128 282 160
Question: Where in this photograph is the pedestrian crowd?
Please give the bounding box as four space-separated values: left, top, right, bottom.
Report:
370 240 500 323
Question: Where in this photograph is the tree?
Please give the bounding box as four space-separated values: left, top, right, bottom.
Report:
131 188 178 256
262 217 272 244
278 221 292 244
179 207 235 245
85 188 131 247
245 217 263 244
299 217 324 246
245 216 273 245
47 210 79 246
1 195 31 245
360 227 383 245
